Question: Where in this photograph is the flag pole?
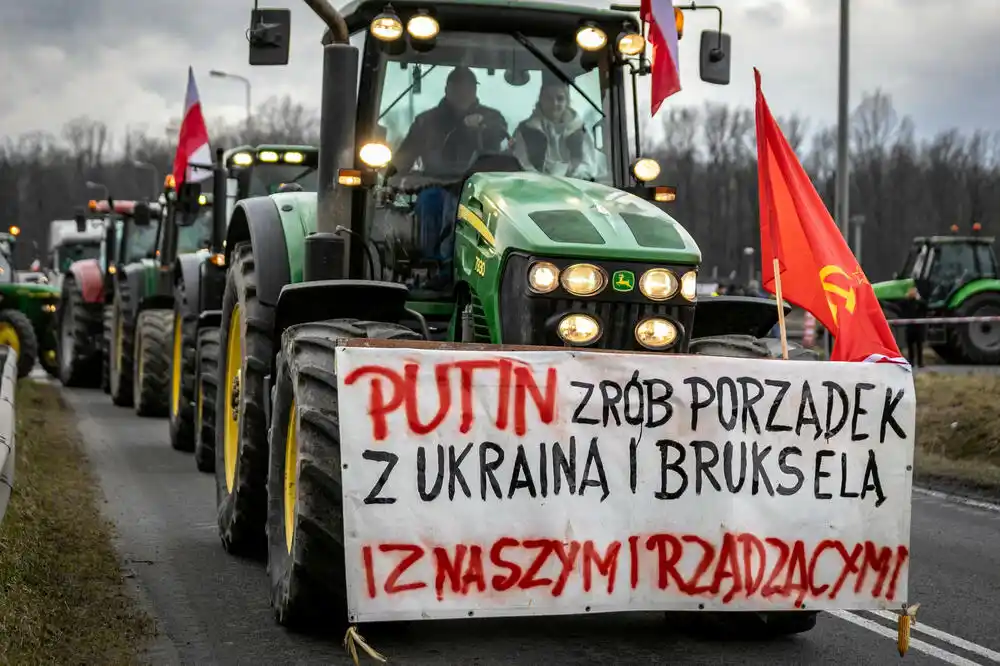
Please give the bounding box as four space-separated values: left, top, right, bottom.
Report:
772 258 790 359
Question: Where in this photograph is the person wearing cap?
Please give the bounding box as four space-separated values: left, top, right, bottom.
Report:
511 74 602 181
391 66 508 290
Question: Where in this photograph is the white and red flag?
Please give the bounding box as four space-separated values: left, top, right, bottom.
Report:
171 66 212 186
641 0 682 116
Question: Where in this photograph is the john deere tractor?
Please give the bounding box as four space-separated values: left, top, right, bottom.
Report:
214 0 816 637
166 144 320 468
0 226 61 378
873 223 1000 364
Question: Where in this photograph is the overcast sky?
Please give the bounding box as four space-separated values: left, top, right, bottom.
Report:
2 0 999 146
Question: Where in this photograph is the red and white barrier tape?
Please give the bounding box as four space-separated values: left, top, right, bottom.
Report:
885 316 1000 325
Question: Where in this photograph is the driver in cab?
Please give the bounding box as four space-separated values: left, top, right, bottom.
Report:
389 66 507 290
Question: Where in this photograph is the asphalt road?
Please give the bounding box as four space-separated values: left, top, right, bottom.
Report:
51 377 1000 666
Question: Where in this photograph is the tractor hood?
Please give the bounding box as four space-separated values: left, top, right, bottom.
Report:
466 172 702 264
872 277 915 301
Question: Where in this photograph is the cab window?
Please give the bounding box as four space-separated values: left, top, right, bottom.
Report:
124 222 159 264
177 208 214 254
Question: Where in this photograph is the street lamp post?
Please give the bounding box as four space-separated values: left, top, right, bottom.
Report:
209 70 252 131
133 161 159 199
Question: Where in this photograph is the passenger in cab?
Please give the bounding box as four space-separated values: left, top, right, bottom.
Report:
511 74 602 181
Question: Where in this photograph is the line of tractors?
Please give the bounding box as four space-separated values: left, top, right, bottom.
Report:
5 0 995 643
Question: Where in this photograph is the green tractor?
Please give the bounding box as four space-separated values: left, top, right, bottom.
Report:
212 0 820 637
0 226 61 378
166 145 320 469
873 223 1000 364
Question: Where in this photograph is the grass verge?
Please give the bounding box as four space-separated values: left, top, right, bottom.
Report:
0 380 154 665
914 371 1000 497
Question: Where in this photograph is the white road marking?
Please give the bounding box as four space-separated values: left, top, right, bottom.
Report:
865 610 1000 663
913 487 1000 514
829 610 985 666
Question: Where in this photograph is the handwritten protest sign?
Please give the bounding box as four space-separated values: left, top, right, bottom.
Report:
335 343 915 623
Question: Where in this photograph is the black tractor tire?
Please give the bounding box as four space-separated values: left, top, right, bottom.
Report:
57 276 104 387
109 285 135 407
266 319 422 632
102 305 113 393
214 241 275 558
168 280 198 452
0 309 39 378
132 309 173 417
686 332 821 636
949 291 1000 365
194 326 219 474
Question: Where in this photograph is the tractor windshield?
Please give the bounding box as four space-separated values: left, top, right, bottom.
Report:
57 242 101 273
122 221 159 264
177 207 214 254
375 31 613 186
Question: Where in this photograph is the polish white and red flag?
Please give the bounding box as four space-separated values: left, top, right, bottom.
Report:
171 66 212 186
640 0 682 116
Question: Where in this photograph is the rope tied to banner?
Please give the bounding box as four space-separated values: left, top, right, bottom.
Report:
343 625 388 665
896 602 920 657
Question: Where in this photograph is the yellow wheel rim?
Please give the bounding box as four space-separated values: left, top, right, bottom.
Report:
114 316 123 370
223 305 242 493
196 377 204 434
0 322 20 357
170 314 183 417
284 398 298 553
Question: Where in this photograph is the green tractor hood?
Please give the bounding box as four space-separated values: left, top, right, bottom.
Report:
872 277 915 301
465 172 702 263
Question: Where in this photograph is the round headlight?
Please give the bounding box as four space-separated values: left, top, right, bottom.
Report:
359 142 392 168
528 261 560 293
617 32 645 56
576 25 607 51
371 15 404 41
632 158 661 182
407 14 439 40
639 268 678 300
680 270 698 301
635 317 678 350
560 263 606 297
558 314 601 345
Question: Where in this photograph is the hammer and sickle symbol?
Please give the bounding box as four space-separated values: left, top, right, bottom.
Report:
819 265 857 326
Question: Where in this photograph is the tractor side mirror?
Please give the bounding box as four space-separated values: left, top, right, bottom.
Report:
177 182 203 215
74 208 87 233
699 30 731 85
133 202 152 227
248 8 291 66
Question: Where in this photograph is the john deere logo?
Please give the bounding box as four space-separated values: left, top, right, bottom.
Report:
612 270 635 292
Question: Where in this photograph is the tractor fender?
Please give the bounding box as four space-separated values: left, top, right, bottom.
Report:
198 260 226 314
198 309 222 329
946 277 1000 309
690 295 792 340
174 253 206 317
119 263 148 322
67 259 105 303
138 294 174 314
224 197 291 308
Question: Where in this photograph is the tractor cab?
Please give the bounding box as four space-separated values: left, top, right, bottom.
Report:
85 198 162 295
160 174 215 266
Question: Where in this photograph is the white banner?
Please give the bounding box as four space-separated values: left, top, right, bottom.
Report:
335 344 915 623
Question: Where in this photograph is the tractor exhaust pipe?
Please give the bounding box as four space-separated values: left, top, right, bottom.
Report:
211 148 227 253
302 0 349 44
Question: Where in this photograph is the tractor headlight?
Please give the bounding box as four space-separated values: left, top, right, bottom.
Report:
680 270 698 301
558 313 601 345
258 150 279 163
639 268 678 300
371 13 404 41
283 151 304 164
359 142 392 169
407 12 439 40
576 24 607 51
43 304 57 313
528 261 560 294
635 317 678 350
560 263 606 297
632 158 661 182
231 152 253 167
617 32 645 56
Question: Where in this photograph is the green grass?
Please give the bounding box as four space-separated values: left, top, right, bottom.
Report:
0 380 154 665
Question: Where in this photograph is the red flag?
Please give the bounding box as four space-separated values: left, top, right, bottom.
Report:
754 68 907 367
171 66 212 186
641 0 682 116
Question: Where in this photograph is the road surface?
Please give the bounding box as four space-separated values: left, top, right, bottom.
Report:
53 380 1000 666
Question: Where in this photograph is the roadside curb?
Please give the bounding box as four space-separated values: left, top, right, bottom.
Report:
0 345 19 525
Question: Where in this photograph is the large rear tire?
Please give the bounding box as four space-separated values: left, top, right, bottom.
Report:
215 241 273 558
0 309 39 378
102 305 113 393
57 276 103 387
194 326 219 474
266 319 422 631
685 332 821 635
950 291 1000 364
169 279 198 452
133 309 172 417
109 284 135 407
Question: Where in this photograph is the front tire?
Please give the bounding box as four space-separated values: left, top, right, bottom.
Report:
58 276 103 387
215 241 274 558
169 280 198 452
951 292 1000 364
0 309 39 378
132 309 172 417
194 326 220 474
266 319 422 631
